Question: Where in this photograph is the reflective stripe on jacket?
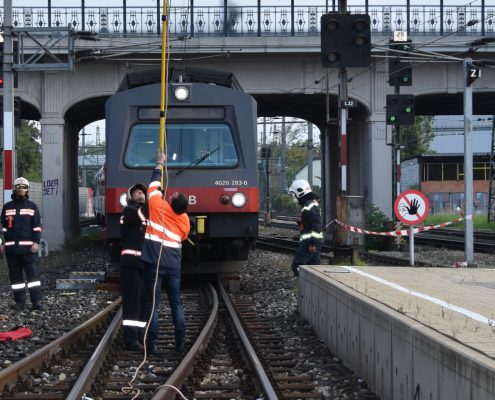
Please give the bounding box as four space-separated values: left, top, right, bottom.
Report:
140 168 190 270
0 197 41 255
298 199 323 244
120 201 147 268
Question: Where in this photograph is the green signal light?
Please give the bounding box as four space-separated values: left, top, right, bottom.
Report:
390 116 397 122
402 75 410 82
405 106 412 113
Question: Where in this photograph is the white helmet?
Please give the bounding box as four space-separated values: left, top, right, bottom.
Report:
126 183 147 203
288 179 312 199
14 177 30 189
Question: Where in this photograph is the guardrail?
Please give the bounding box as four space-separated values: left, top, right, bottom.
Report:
0 3 493 37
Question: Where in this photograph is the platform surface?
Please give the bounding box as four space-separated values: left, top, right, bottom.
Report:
309 265 495 358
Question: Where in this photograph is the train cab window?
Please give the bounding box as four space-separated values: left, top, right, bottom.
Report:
124 123 239 168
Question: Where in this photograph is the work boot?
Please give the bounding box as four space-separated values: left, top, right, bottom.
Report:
125 341 144 352
32 301 44 311
175 337 186 353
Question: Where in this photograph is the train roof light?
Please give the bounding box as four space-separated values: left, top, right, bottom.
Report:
174 86 189 101
231 192 247 208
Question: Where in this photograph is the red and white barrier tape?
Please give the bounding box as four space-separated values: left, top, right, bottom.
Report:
335 208 470 237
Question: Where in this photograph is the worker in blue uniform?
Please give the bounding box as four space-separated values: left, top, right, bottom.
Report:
0 177 43 311
120 183 148 351
288 179 324 277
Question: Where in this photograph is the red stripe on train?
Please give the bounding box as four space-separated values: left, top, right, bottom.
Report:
106 187 259 214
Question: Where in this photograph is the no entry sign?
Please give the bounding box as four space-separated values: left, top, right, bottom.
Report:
394 190 430 225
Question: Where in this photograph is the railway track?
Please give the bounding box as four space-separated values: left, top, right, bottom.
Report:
264 217 495 254
256 235 454 268
0 278 323 399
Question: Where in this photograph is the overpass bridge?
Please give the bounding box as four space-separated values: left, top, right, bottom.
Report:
2 2 495 249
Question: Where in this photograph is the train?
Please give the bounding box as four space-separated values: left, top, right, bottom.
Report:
98 67 259 273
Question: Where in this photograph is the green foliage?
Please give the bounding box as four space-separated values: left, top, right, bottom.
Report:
400 116 435 160
423 214 495 230
365 202 390 250
16 121 42 181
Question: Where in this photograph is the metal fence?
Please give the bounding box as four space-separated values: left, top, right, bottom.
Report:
0 4 493 37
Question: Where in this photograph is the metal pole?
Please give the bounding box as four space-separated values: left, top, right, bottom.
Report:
280 116 287 191
463 58 474 264
307 122 314 187
3 0 16 204
338 0 347 194
265 154 270 224
409 226 414 266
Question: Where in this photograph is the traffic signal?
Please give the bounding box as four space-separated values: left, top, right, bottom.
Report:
386 94 415 125
388 40 412 86
321 13 371 68
466 62 481 87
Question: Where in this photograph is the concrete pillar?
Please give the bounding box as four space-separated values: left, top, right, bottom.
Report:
368 114 392 218
40 118 66 250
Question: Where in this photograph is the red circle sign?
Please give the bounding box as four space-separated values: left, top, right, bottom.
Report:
394 190 430 225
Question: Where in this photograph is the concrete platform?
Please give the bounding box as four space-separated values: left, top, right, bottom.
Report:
298 265 495 400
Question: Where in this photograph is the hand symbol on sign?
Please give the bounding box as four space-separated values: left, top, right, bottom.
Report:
406 199 420 215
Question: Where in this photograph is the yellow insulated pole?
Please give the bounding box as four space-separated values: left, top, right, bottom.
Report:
159 0 169 188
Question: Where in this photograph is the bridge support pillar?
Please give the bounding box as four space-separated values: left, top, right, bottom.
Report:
40 118 76 251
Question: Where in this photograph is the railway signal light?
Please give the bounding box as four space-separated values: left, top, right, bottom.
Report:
386 94 415 125
321 13 371 68
261 147 271 158
388 40 413 86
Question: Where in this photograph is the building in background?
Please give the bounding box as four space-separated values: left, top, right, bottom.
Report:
401 153 490 215
293 159 322 188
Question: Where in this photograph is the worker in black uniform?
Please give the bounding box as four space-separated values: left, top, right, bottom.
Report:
0 177 43 311
288 179 324 277
120 183 148 351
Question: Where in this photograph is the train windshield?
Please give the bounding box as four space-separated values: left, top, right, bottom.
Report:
124 123 239 168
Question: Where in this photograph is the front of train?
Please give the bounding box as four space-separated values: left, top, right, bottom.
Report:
104 69 259 273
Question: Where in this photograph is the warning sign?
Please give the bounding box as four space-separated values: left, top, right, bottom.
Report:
394 189 430 225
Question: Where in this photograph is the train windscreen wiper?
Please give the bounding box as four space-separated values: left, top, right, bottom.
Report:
175 146 222 176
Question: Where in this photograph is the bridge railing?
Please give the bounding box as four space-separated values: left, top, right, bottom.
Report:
0 4 493 37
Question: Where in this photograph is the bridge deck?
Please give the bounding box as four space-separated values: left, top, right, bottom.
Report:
299 265 495 400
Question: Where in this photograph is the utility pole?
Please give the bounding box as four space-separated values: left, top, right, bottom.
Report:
80 128 88 187
280 116 287 191
307 122 314 187
463 58 475 264
488 115 495 222
2 0 15 204
338 0 348 195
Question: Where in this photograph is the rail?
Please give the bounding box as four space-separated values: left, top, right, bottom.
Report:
1 3 493 36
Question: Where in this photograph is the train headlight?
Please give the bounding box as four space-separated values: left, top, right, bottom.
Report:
119 193 128 207
231 192 247 208
174 86 189 101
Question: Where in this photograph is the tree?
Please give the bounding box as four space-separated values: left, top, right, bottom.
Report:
400 116 435 160
16 121 42 181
